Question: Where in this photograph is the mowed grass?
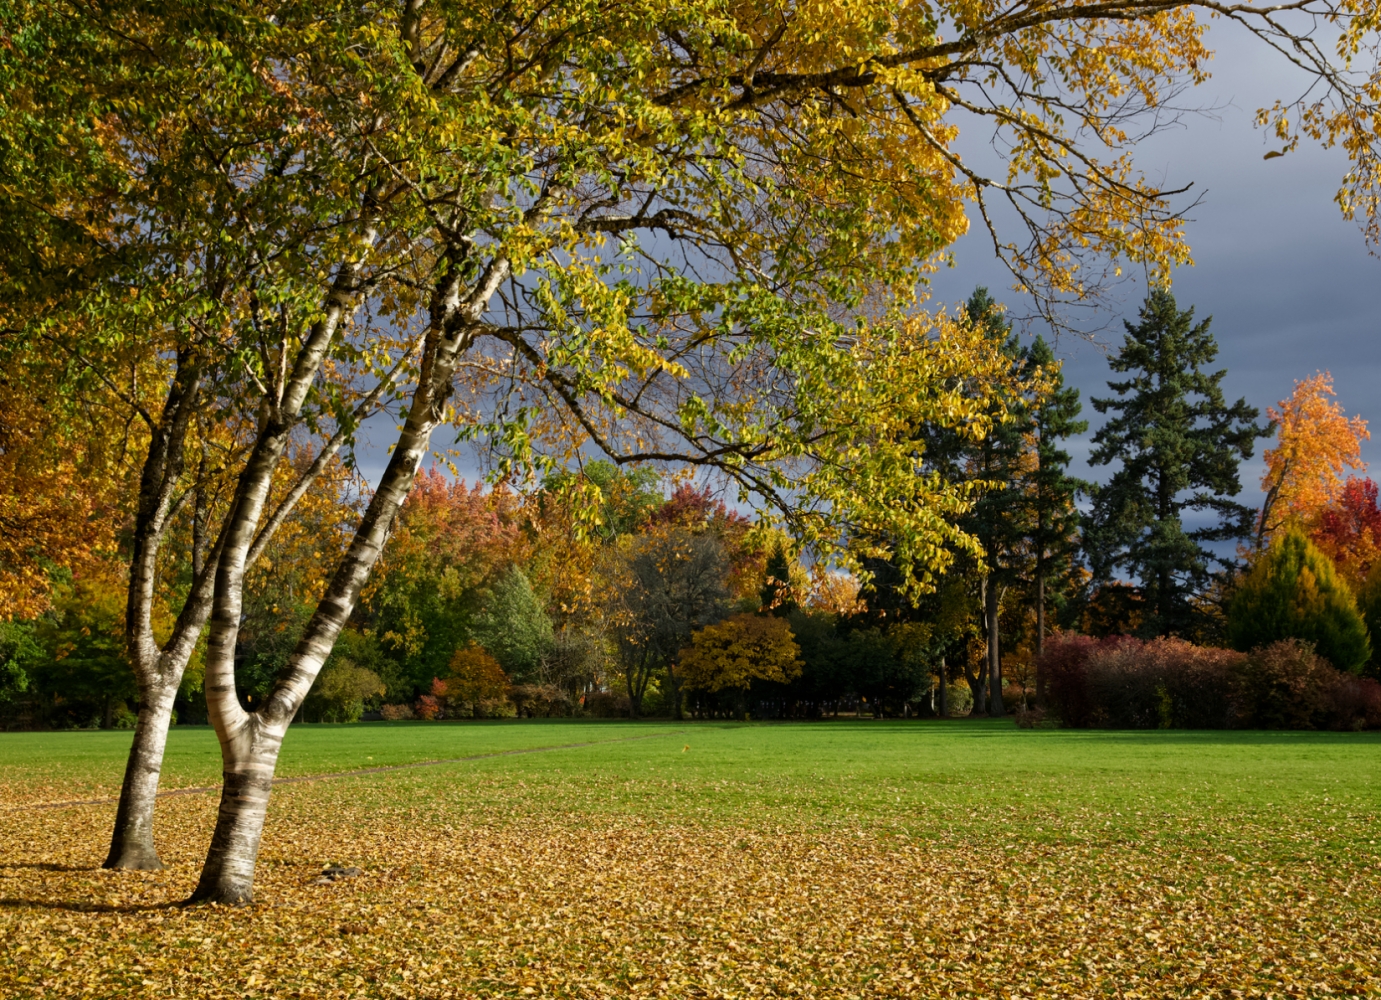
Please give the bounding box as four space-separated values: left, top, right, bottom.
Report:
3 721 1380 998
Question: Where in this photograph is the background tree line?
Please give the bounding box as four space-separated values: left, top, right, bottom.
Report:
9 283 1378 734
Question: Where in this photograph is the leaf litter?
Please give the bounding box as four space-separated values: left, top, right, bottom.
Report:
2 765 1379 998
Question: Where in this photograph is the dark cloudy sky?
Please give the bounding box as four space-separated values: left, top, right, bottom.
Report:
928 18 1381 508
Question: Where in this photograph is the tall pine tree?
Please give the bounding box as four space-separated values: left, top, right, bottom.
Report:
960 288 1029 717
1087 290 1268 637
1021 335 1088 703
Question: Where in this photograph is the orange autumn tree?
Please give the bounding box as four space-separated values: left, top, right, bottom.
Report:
1257 372 1370 545
0 365 138 620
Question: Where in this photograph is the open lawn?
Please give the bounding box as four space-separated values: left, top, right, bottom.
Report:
2 720 1379 998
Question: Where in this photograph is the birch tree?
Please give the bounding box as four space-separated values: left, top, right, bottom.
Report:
5 0 1380 903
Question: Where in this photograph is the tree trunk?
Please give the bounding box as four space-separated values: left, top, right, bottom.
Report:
985 576 1004 717
667 666 684 720
103 678 179 870
191 251 507 905
1035 574 1047 708
938 655 948 718
190 717 286 904
964 649 986 717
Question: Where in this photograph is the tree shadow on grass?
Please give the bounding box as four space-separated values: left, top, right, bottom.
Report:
0 862 96 873
0 897 182 913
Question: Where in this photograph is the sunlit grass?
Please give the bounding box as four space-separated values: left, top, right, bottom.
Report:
3 720 1378 997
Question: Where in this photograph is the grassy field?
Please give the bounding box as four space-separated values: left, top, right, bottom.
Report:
3 720 1379 997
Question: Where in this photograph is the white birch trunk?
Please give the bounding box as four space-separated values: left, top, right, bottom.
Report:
106 358 204 870
108 227 379 869
190 254 504 904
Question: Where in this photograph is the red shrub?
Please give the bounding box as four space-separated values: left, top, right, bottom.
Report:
1040 634 1132 727
1324 674 1381 730
1039 633 1381 730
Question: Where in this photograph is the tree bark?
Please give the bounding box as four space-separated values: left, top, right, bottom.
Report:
964 647 987 717
106 355 204 870
985 575 1004 717
103 678 179 869
191 250 506 905
109 214 391 875
191 715 286 904
937 655 948 718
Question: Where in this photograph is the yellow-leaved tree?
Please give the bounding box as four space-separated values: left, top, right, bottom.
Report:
679 613 803 719
7 0 1381 903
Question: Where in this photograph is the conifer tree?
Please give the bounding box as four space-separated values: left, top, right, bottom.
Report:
1227 529 1370 673
1087 290 1269 637
961 288 1030 716
1021 336 1088 702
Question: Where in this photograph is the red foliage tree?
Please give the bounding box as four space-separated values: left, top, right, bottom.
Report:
1311 477 1381 589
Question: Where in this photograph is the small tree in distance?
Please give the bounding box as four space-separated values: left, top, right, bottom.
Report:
1257 372 1369 546
442 646 510 705
1227 530 1371 674
680 614 803 720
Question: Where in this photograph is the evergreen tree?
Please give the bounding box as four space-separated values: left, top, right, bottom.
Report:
1021 336 1089 689
469 567 554 683
1087 290 1268 637
960 288 1030 716
1226 529 1371 673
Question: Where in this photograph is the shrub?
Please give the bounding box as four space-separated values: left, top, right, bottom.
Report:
583 690 631 717
1323 673 1381 730
945 681 973 717
1084 637 1245 729
1039 632 1381 730
474 696 516 719
510 684 573 718
445 645 510 702
414 694 442 720
1227 530 1370 673
1040 633 1115 728
380 703 414 721
1233 639 1333 729
303 659 386 723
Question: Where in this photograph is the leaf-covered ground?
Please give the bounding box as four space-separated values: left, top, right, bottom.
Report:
3 721 1379 998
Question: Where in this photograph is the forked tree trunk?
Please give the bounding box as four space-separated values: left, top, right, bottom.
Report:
190 253 507 905
106 219 389 874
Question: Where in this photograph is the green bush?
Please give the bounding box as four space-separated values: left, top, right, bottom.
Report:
1357 571 1381 677
303 659 386 723
1226 530 1370 673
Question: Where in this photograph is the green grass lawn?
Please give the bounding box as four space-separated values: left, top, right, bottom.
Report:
4 720 1380 998
5 718 1378 857
0 719 686 800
